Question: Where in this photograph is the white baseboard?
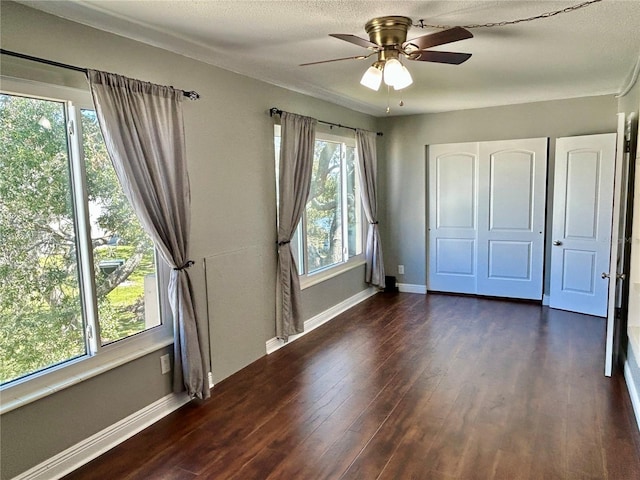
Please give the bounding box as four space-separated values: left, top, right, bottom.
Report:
266 287 377 354
14 392 191 480
624 359 640 433
397 283 427 294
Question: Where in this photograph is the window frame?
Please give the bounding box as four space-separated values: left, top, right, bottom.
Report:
0 76 173 415
275 125 366 290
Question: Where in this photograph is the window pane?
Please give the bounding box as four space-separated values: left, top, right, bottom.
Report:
80 110 160 345
0 94 86 383
307 141 343 273
346 145 362 257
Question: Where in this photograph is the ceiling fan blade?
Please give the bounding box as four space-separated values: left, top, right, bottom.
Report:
404 26 473 51
329 33 380 50
299 53 372 66
410 50 472 65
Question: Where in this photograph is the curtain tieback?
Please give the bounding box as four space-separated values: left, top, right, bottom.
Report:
370 221 379 225
174 260 195 271
277 240 291 247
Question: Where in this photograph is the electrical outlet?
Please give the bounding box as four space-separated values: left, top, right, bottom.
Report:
160 354 171 374
398 265 405 275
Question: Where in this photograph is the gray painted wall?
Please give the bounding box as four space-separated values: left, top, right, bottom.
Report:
377 96 618 291
0 2 372 477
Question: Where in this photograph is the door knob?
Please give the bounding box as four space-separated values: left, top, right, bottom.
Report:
602 272 610 279
553 240 562 246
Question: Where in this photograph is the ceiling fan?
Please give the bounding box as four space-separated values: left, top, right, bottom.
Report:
301 16 473 91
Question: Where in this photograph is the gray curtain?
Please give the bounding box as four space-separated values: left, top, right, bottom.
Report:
356 129 385 288
87 70 209 400
276 112 317 340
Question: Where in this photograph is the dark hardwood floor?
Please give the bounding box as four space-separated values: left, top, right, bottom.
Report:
64 293 640 479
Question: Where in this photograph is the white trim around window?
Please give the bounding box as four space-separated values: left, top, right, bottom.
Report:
274 125 367 290
0 76 173 414
299 255 366 290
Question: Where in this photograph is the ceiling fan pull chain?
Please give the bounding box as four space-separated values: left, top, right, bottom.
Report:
386 85 391 114
413 0 602 30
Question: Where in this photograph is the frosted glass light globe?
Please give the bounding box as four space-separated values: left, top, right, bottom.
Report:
360 65 382 91
383 58 404 86
393 65 413 90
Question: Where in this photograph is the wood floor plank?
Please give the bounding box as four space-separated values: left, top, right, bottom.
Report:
566 377 606 478
419 382 487 478
528 413 567 479
456 423 502 479
491 448 532 480
62 293 640 480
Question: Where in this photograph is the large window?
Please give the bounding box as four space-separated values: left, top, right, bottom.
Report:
0 83 167 389
275 126 364 284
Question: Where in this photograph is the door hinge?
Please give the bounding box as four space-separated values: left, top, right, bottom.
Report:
625 139 631 153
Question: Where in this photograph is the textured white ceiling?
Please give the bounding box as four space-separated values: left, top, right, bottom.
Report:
16 0 640 116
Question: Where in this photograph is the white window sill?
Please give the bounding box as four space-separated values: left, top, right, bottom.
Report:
0 329 173 415
300 256 366 290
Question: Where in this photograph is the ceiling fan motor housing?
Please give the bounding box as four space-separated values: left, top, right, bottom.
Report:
365 16 411 47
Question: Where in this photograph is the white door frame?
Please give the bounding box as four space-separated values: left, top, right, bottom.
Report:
605 113 627 376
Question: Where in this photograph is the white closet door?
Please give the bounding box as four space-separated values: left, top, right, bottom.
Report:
549 133 617 317
428 142 479 294
477 138 548 299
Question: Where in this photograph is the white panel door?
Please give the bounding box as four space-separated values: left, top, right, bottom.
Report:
428 142 479 294
550 133 617 317
477 138 548 299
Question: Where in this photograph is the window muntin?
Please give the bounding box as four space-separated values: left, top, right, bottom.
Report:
274 126 364 283
0 87 165 386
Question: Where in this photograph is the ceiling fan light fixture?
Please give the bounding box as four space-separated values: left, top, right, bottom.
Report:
360 64 383 91
393 65 413 90
383 58 403 86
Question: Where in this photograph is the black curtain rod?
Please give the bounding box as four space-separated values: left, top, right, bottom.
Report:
0 49 200 100
270 107 383 137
